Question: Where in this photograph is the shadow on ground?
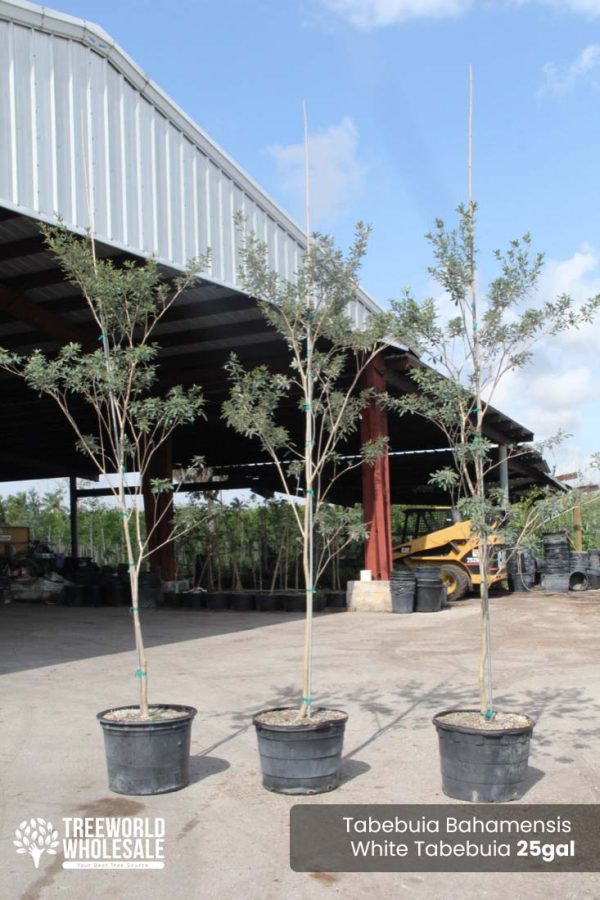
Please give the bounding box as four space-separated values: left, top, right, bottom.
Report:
0 603 319 674
188 754 230 785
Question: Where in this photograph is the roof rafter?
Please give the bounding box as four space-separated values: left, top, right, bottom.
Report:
0 285 93 346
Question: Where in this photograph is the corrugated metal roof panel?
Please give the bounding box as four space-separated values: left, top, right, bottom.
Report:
0 0 381 325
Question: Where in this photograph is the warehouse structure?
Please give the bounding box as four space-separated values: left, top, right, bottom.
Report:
0 0 558 582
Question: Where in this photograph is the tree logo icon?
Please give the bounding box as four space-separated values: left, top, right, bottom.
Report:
13 818 60 868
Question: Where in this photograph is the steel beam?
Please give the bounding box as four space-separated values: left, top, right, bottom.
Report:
360 357 393 581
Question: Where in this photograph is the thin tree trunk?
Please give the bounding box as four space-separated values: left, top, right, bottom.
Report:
299 101 315 721
468 66 493 717
119 489 148 717
270 543 283 592
283 519 289 590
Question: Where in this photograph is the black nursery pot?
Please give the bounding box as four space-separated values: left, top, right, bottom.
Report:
97 705 197 795
281 592 327 613
229 592 256 611
254 707 348 795
255 593 284 611
325 590 347 609
206 593 230 611
433 708 535 803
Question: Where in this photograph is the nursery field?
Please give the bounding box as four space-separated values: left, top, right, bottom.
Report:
1 591 598 900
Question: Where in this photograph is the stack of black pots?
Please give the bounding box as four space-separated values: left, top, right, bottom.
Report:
390 567 446 613
568 551 589 592
390 569 416 613
414 567 447 612
588 550 600 589
540 532 571 593
508 551 536 592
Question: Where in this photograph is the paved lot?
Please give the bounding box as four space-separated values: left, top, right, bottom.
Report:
1 590 599 900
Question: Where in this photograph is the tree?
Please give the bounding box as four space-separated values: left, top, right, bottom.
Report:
0 228 207 717
223 220 392 719
389 201 600 717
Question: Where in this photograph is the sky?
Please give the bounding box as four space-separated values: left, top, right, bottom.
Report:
3 0 600 498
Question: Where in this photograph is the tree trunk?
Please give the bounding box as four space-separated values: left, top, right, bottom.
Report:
478 536 493 715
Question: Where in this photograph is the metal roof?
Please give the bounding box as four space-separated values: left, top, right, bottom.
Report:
0 0 378 321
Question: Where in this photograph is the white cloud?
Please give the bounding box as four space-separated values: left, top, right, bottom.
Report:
424 243 600 475
542 44 600 93
559 0 600 13
319 0 600 28
319 0 472 28
487 244 600 476
266 117 364 224
528 367 595 410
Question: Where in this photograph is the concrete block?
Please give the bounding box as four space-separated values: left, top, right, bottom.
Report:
347 580 391 612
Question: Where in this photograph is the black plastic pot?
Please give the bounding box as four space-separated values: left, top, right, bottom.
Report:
101 576 124 607
508 552 536 592
415 568 444 612
512 573 535 591
542 532 570 574
62 583 84 606
206 593 230 611
325 591 347 609
541 572 570 593
161 591 182 609
97 705 197 795
433 708 534 802
83 584 104 606
281 592 326 613
390 570 416 613
139 571 162 608
181 592 207 610
255 593 284 611
588 550 600 568
588 568 600 589
229 593 256 611
569 570 588 592
254 707 348 794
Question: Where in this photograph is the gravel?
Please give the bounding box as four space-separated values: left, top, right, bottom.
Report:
102 706 189 723
254 707 347 726
436 710 532 730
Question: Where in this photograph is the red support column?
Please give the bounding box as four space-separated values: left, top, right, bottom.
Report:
360 359 393 581
142 438 176 582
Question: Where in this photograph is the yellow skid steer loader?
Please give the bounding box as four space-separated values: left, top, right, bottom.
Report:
392 507 505 600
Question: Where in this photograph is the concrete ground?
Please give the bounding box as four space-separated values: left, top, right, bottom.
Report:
1 590 599 900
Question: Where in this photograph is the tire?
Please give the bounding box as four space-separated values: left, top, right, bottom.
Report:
438 565 470 600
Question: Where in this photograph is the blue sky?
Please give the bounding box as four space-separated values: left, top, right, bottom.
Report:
4 0 600 497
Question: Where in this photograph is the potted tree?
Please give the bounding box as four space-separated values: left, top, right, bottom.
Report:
389 196 600 801
0 227 207 795
223 217 392 794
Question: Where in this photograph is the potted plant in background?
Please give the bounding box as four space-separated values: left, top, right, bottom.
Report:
223 206 392 793
389 79 600 800
0 227 208 795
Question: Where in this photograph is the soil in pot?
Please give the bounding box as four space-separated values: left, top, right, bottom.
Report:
254 706 348 795
97 704 197 795
433 708 534 803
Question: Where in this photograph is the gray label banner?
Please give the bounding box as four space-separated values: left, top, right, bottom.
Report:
290 804 600 872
